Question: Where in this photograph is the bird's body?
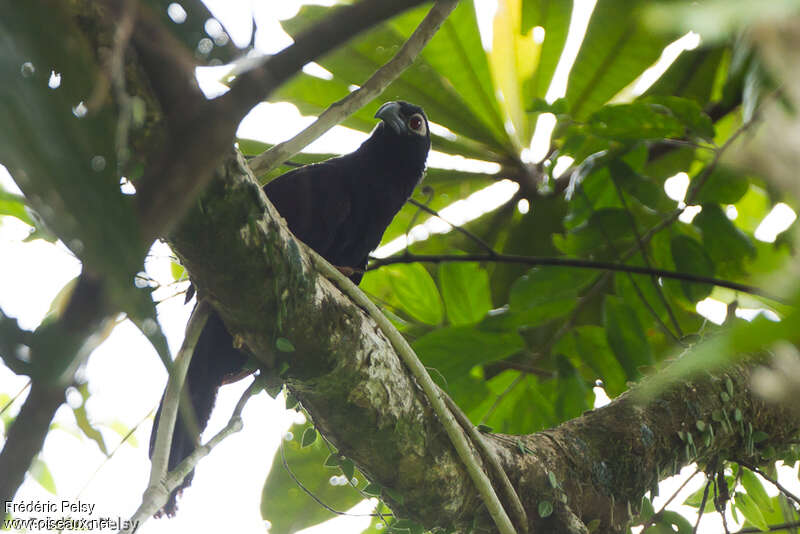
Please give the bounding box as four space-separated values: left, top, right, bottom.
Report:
150 101 430 515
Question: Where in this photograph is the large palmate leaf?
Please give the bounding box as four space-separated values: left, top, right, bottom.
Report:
522 0 574 103
564 0 675 119
644 46 727 106
274 4 512 159
490 0 537 145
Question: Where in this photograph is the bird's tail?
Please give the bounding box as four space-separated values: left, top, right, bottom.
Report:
149 311 249 516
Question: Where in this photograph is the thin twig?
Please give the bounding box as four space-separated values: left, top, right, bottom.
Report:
716 472 731 534
367 253 782 302
0 382 64 505
576 187 681 343
739 522 800 533
737 460 800 508
692 476 712 534
147 301 210 489
278 440 382 518
407 198 497 255
121 377 259 533
0 380 31 417
77 408 152 498
609 173 684 339
641 467 701 530
248 0 459 176
307 251 519 534
480 373 525 426
442 392 528 533
636 99 766 253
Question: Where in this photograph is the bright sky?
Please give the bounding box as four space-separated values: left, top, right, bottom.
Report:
1 1 798 534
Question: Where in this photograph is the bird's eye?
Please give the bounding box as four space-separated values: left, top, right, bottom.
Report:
408 115 423 131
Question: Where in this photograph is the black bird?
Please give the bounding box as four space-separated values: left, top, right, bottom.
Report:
150 101 431 515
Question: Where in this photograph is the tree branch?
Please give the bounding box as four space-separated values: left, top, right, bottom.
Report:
166 149 800 533
127 0 429 242
147 301 210 488
223 0 429 118
0 272 111 507
307 244 518 534
122 378 258 533
249 0 458 176
367 253 781 302
0 382 63 506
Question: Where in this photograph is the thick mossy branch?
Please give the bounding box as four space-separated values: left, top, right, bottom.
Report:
170 151 481 529
500 362 800 533
168 152 800 534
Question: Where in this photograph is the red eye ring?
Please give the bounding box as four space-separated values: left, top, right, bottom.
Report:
409 116 423 130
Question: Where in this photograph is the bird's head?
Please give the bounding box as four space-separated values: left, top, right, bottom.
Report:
374 101 431 156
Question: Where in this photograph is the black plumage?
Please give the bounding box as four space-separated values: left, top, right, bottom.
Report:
150 101 430 515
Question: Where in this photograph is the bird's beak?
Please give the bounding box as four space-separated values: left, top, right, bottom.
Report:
375 101 406 135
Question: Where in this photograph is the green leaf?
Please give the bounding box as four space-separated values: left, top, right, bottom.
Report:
510 266 595 310
554 355 591 422
72 383 108 455
734 491 769 532
587 102 686 141
693 204 756 271
439 262 492 325
285 391 299 410
528 97 569 114
378 170 496 246
538 500 553 518
261 424 362 534
480 299 577 330
689 166 750 205
301 427 317 447
645 96 715 140
740 467 774 514
558 326 628 397
391 0 508 144
522 1 573 102
684 482 716 512
339 459 355 481
412 327 524 380
0 186 34 226
170 260 186 282
363 482 382 496
490 0 535 144
500 374 557 434
646 510 693 534
609 160 673 212
107 420 138 448
603 296 653 380
640 495 655 521
671 235 715 301
734 185 771 233
385 264 444 325
553 208 633 255
644 46 726 105
276 337 296 353
565 0 673 119
277 5 508 153
30 457 56 494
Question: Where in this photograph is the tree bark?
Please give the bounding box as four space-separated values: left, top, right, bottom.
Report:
168 151 800 533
